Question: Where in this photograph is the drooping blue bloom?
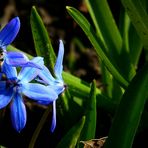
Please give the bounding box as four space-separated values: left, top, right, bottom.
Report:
37 40 66 132
0 17 41 68
0 57 58 132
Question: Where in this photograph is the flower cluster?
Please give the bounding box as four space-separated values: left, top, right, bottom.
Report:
0 17 65 132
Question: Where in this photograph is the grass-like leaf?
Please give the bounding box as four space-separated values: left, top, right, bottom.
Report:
30 6 56 75
105 62 148 148
86 0 122 57
66 6 129 88
80 80 96 144
86 0 136 81
121 0 148 50
128 24 143 67
56 116 86 148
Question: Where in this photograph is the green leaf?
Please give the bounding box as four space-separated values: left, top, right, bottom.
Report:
80 80 96 142
66 6 129 88
30 6 56 75
119 7 130 53
86 0 122 57
63 71 116 112
105 62 148 148
121 0 148 50
128 24 143 67
118 7 141 73
0 146 7 148
101 62 123 103
62 71 100 97
101 62 113 98
56 116 86 148
57 90 84 133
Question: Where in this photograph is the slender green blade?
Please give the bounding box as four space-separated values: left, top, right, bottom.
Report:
101 62 123 103
128 24 143 67
56 116 86 148
118 8 140 73
62 71 100 96
56 90 84 133
86 0 122 55
86 0 136 80
63 71 115 112
66 6 129 88
0 146 7 148
119 7 130 53
121 0 148 50
30 6 56 75
105 63 148 148
80 80 96 143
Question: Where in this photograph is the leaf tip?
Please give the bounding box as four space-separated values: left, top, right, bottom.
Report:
66 6 70 9
66 6 73 12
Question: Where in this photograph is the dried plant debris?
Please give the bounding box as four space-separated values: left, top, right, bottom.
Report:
80 137 107 148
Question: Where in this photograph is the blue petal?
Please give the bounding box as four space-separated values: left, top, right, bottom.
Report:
0 87 13 109
21 83 58 103
31 56 44 65
10 92 26 132
18 57 43 83
18 67 38 83
54 40 64 80
0 81 6 93
1 61 17 80
0 17 20 48
5 52 42 69
48 82 65 95
5 51 29 65
51 101 56 132
38 65 55 85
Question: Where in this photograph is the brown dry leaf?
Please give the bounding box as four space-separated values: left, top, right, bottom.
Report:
80 137 107 148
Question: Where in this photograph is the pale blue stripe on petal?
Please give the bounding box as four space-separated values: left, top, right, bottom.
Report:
51 101 56 133
54 40 64 80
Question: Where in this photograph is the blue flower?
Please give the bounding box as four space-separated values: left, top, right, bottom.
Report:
37 40 66 132
0 57 58 132
0 17 41 69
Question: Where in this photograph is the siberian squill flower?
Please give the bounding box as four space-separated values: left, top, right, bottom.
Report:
0 57 58 132
0 17 40 68
37 40 66 132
